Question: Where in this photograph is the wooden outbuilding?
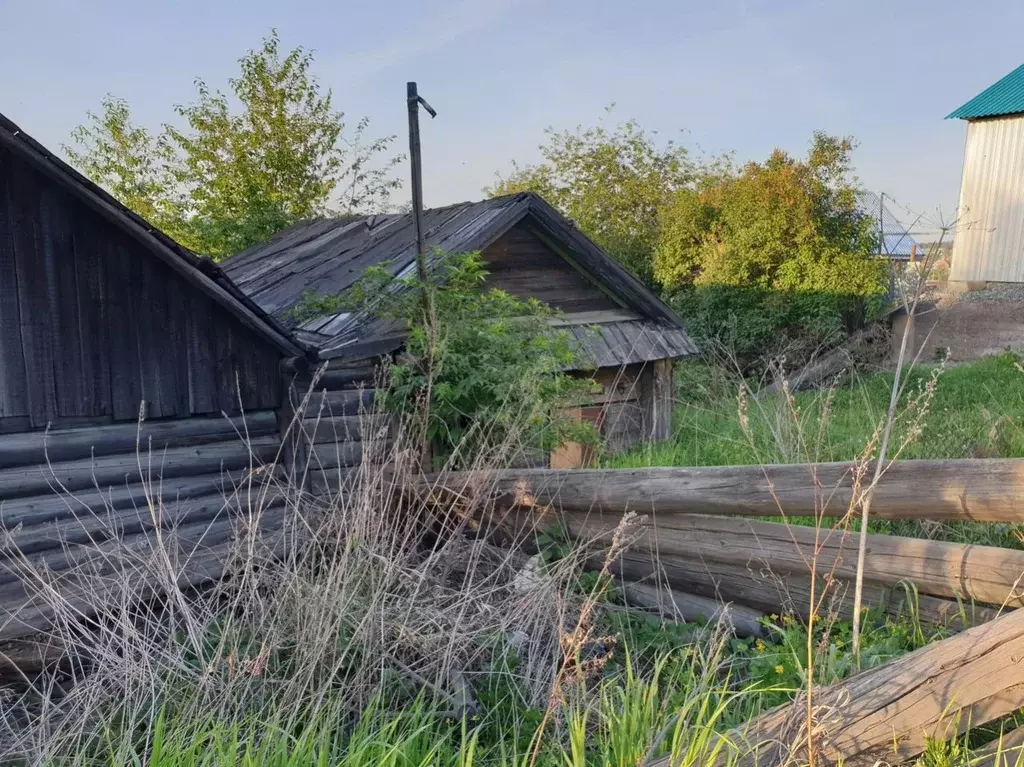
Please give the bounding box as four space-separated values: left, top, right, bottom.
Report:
222 193 697 466
0 112 305 640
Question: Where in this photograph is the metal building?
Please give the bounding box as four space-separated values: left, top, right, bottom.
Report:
948 63 1024 285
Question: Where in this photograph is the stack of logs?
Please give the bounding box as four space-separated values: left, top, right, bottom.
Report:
430 459 1024 766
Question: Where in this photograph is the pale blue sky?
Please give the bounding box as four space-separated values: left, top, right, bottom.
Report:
2 0 1022 238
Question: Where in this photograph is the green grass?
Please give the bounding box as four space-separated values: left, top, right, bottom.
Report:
606 353 1024 548
610 352 1024 469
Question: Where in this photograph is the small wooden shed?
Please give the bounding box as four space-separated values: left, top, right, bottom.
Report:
0 112 304 640
222 193 697 465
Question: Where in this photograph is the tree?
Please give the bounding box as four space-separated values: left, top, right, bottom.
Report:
487 110 694 285
65 31 401 258
655 133 888 365
64 96 187 244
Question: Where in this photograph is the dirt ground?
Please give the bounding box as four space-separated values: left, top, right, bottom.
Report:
893 293 1024 363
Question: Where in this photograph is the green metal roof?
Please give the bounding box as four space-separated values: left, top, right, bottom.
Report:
948 64 1024 120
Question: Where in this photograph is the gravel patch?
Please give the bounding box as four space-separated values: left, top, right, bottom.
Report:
955 283 1024 302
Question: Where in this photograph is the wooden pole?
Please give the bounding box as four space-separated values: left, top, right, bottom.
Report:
648 604 1024 766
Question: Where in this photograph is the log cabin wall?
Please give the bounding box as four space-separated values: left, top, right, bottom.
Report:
0 136 295 641
0 411 285 640
0 143 282 433
288 357 384 495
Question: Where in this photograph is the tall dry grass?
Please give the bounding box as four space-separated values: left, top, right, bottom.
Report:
0 370 746 766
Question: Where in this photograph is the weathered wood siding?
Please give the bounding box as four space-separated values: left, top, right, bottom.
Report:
0 411 283 640
481 224 620 313
0 144 282 432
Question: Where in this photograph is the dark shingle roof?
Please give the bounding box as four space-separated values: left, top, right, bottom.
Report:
222 193 695 364
948 64 1024 120
0 111 305 357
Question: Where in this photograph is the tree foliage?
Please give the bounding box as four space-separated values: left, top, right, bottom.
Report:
315 252 597 463
655 133 882 294
65 31 401 258
654 133 888 365
487 110 694 285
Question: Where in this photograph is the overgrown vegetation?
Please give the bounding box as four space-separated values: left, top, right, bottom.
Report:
492 118 888 370
294 251 598 463
65 31 401 257
611 353 1024 469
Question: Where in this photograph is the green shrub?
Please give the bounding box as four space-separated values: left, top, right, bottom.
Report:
294 251 598 463
655 133 889 369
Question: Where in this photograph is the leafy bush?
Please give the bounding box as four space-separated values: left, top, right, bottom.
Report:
672 283 883 367
301 251 598 462
655 133 889 368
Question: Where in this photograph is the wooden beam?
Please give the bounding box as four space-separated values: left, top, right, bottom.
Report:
0 412 278 470
430 459 1024 522
568 511 1024 608
300 414 391 444
0 436 280 499
646 359 673 442
303 389 375 418
650 605 1024 766
548 310 643 326
620 580 766 638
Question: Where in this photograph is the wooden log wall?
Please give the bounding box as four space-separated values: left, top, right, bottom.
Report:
0 410 284 641
287 357 387 495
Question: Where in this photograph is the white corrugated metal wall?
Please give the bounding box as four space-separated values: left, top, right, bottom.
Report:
950 115 1024 283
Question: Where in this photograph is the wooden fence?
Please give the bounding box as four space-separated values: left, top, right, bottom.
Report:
429 461 1024 765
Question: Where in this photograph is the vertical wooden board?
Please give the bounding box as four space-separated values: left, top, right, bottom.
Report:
213 318 240 415
106 240 144 421
151 262 189 418
40 186 87 418
186 292 219 415
648 359 673 442
0 156 28 419
133 253 167 417
8 162 57 427
232 325 260 412
251 336 282 410
72 213 112 418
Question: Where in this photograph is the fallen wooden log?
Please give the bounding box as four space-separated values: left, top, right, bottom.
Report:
972 726 1024 767
429 459 1024 522
619 580 766 638
567 511 1024 608
606 548 891 622
651 603 1024 766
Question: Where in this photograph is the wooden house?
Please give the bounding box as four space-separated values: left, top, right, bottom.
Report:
222 193 697 468
0 112 305 641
